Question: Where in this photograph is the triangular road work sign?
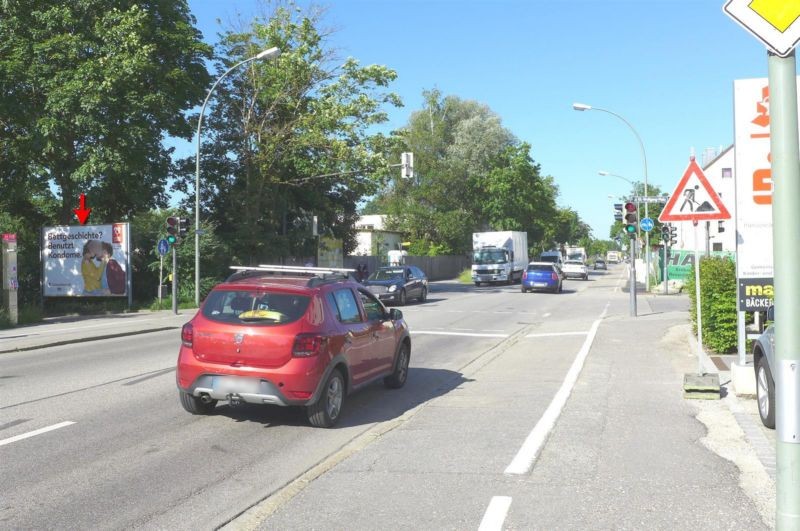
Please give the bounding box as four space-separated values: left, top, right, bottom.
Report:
659 157 731 222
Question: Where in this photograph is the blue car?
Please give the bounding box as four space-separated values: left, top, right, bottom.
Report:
521 262 563 294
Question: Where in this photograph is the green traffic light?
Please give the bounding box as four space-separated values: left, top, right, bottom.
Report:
625 225 636 234
167 235 177 244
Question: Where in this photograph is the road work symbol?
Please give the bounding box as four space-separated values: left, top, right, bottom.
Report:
660 157 731 223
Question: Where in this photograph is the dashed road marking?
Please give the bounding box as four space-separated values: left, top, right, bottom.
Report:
411 331 509 338
0 421 76 447
478 496 512 531
526 331 588 338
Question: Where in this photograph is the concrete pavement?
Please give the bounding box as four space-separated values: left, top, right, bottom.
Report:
0 273 777 528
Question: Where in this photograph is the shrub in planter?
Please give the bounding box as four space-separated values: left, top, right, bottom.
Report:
685 255 738 353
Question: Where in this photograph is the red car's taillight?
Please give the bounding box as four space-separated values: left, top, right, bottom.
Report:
181 323 193 347
551 272 559 281
293 334 326 357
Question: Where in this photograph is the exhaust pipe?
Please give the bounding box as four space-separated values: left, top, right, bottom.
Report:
199 393 213 404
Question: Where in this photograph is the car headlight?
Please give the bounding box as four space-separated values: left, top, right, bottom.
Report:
389 284 397 292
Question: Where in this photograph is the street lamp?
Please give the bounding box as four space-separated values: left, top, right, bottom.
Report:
194 46 281 305
574 102 651 291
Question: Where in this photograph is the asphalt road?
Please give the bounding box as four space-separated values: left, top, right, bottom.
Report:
0 265 767 529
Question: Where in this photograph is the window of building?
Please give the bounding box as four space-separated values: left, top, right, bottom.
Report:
713 242 723 252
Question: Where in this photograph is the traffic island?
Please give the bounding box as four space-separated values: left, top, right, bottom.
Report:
683 372 721 400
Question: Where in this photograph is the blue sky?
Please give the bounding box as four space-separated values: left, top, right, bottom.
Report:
184 0 780 239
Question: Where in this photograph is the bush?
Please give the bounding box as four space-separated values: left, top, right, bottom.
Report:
686 256 738 353
458 268 473 284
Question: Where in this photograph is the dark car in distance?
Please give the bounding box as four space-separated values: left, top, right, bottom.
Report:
594 259 607 270
363 265 428 305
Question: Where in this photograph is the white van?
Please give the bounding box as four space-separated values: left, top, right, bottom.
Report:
538 251 564 268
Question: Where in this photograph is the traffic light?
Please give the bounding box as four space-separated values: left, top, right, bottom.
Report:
613 203 623 222
179 218 191 238
166 216 179 246
660 224 670 243
669 225 677 246
623 202 638 236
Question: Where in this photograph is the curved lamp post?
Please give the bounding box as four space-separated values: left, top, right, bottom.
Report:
574 102 651 291
195 47 281 305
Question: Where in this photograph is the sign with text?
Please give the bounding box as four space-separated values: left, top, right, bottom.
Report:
732 77 800 310
42 223 130 297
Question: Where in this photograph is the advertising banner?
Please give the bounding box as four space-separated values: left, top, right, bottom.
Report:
731 77 800 311
317 237 343 268
42 223 130 297
660 249 735 281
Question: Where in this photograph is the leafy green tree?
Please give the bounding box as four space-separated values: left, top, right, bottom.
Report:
0 1 212 223
175 4 401 264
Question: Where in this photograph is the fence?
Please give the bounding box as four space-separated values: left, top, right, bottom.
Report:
343 255 469 281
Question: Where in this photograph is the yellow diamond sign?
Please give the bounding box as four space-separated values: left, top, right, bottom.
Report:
750 0 800 32
724 0 800 56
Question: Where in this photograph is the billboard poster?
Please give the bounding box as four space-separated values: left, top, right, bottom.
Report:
731 78 800 311
317 237 343 268
42 223 130 297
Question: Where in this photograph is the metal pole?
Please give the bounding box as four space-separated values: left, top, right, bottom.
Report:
664 244 668 295
629 234 637 317
195 53 274 306
159 255 163 311
737 311 746 367
595 108 650 291
694 222 703 376
172 246 178 315
768 50 800 529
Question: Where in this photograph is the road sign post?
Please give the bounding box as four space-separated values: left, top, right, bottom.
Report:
172 246 178 315
725 1 800 523
769 50 800 528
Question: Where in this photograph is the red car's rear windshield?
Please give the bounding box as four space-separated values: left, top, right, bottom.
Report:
202 289 310 326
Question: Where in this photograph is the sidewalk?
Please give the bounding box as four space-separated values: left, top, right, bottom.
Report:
239 291 774 529
0 309 194 353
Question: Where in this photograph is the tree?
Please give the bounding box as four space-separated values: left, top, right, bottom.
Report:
175 3 401 264
0 0 212 224
373 90 570 255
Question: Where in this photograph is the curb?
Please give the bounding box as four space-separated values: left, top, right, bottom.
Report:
0 326 181 355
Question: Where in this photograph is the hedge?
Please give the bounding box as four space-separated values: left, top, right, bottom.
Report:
685 255 738 353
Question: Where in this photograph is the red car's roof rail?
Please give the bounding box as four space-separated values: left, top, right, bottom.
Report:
227 265 357 286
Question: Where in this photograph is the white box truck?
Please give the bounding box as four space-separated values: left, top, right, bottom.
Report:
471 231 528 286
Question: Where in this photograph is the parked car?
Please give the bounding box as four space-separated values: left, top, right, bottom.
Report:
363 265 428 305
562 259 589 280
594 259 607 270
176 265 411 428
753 305 776 428
521 262 563 293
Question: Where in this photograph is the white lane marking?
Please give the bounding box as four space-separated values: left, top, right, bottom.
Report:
505 303 609 475
542 312 551 318
411 331 509 338
492 311 513 314
453 328 474 331
478 496 512 531
0 421 76 447
526 331 588 338
482 329 505 333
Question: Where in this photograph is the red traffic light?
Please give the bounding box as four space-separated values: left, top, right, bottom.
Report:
624 202 636 212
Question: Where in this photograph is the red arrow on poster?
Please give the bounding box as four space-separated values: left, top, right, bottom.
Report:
73 193 92 225
659 157 731 222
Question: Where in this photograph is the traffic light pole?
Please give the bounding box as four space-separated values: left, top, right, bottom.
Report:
768 49 800 529
172 245 178 315
629 235 637 317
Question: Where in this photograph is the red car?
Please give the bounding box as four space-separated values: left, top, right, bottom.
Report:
176 266 411 427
